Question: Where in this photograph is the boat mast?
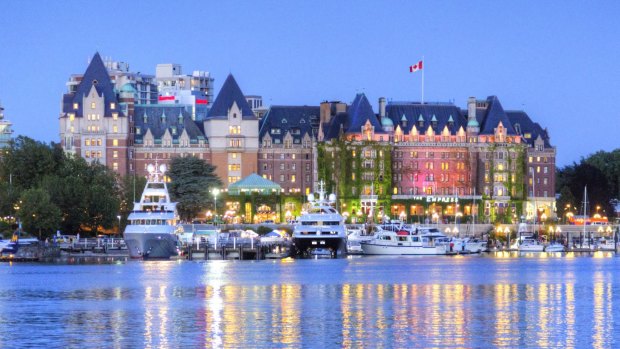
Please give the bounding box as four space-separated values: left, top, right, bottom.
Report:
582 186 588 248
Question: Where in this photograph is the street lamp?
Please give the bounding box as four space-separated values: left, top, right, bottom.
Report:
212 188 220 222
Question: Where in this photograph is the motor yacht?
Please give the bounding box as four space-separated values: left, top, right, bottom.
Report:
544 242 565 252
360 227 448 255
292 182 347 257
123 163 181 259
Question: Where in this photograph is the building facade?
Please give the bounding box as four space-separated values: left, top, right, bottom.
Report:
59 53 555 223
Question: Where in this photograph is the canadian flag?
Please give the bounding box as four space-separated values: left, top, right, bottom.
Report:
409 60 423 73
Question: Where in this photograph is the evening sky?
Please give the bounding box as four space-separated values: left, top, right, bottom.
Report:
0 1 618 166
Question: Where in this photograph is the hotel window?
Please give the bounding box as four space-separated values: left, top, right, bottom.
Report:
97 139 102 146
280 174 285 182
113 139 118 146
113 151 118 158
232 153 238 159
113 125 118 133
291 175 296 183
85 139 91 146
544 166 548 174
113 113 118 120
229 125 241 135
112 162 118 171
97 151 102 158
543 178 548 185
280 163 285 170
73 103 79 110
69 113 75 121
85 151 90 158
528 156 533 163
91 102 96 109
110 103 116 110
292 163 296 170
292 154 296 160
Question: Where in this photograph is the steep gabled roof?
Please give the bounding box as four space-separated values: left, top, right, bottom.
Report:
478 96 517 135
507 111 552 147
324 112 349 140
347 93 382 133
258 106 320 142
134 106 205 143
385 102 466 134
207 74 255 120
64 52 118 117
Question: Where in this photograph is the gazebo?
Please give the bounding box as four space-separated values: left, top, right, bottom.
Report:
226 174 283 223
227 173 282 195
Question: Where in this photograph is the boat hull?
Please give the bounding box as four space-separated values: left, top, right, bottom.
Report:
292 237 347 257
519 245 545 252
544 244 565 252
361 242 447 255
124 232 178 259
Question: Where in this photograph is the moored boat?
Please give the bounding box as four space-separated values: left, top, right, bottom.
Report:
292 182 347 257
361 227 448 255
123 163 181 259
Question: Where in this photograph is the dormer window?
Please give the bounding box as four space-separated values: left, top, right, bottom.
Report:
110 103 116 110
418 115 424 128
91 102 96 109
281 118 288 124
431 115 438 128
233 113 237 118
271 128 281 135
447 115 454 128
113 113 118 120
514 123 522 134
300 119 306 124
136 127 141 135
171 127 177 135
73 103 78 110
143 114 148 123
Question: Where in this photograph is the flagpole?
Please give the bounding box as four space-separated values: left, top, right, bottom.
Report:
421 55 425 104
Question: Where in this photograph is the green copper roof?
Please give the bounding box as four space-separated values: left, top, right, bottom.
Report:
228 173 282 195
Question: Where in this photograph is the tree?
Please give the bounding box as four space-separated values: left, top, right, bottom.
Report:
0 136 62 190
556 186 577 223
168 156 222 221
18 188 62 239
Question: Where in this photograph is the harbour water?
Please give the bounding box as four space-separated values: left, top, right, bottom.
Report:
1 253 618 348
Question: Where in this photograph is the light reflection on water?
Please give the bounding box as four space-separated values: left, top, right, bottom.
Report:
0 255 618 348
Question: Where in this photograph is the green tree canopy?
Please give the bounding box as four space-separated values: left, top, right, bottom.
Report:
1 137 121 236
168 156 222 221
17 188 62 239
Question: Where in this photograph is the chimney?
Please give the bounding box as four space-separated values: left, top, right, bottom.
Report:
467 97 476 121
379 97 386 118
320 101 332 125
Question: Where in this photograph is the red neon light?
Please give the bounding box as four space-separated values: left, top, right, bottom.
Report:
196 99 208 105
158 96 175 101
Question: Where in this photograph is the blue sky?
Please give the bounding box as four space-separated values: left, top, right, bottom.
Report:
1 1 619 166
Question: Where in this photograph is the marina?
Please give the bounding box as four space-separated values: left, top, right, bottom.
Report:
2 253 619 348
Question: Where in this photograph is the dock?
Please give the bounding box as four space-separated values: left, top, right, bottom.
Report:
184 238 291 260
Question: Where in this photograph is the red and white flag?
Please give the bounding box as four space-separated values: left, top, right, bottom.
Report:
409 60 423 73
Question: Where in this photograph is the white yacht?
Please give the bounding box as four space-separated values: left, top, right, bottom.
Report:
361 227 448 255
518 237 545 252
346 225 374 254
292 182 347 257
544 242 565 252
123 163 181 259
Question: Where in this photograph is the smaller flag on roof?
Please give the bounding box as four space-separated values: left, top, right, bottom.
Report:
409 60 423 73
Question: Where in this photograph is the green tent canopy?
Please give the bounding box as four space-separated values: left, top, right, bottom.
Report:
227 173 282 195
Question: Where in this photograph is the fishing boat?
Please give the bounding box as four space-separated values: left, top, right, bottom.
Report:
123 163 181 259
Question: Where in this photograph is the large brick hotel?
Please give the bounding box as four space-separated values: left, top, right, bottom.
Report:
59 53 555 224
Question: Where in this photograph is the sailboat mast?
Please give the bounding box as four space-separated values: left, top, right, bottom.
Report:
582 186 587 247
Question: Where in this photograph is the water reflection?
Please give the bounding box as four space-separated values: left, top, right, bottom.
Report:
0 257 619 348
